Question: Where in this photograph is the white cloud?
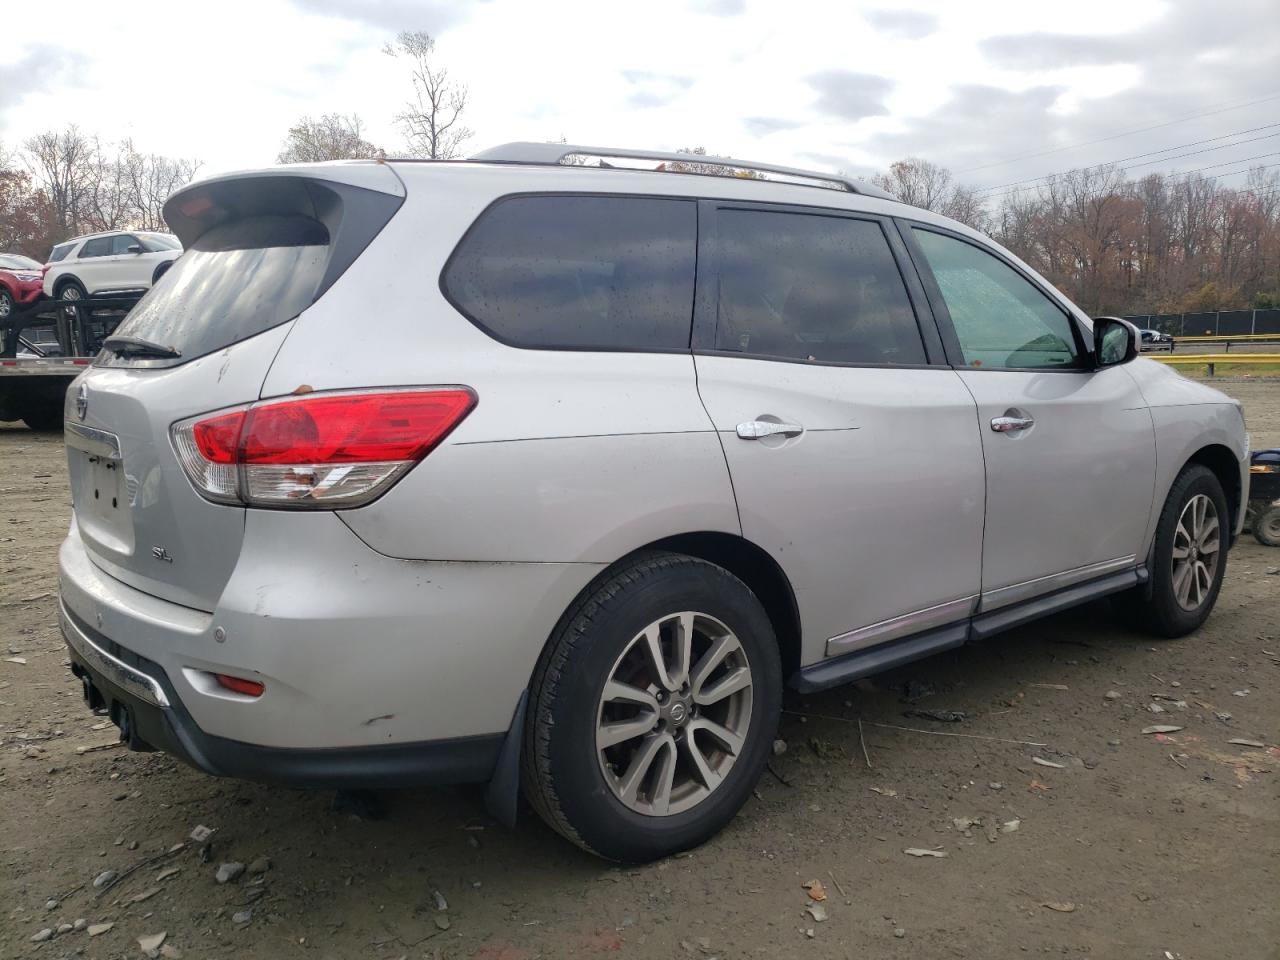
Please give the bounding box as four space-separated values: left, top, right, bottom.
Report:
2 0 1274 193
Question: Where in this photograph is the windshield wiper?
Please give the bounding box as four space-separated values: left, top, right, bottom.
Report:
102 335 182 359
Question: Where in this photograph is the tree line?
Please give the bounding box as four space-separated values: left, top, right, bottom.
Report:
874 157 1280 315
4 31 1278 316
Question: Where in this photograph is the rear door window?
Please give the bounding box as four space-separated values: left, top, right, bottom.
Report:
714 209 926 365
443 195 697 351
105 215 329 363
109 235 139 255
80 238 111 258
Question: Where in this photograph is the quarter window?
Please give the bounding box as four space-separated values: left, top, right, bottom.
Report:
911 228 1083 370
714 210 925 365
443 195 697 351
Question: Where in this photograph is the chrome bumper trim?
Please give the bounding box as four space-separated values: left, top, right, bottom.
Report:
60 600 170 708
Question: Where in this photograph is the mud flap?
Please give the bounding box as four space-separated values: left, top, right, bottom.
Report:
484 689 528 828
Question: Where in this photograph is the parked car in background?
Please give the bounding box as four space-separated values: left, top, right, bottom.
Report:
1139 328 1176 351
58 145 1249 862
42 231 182 302
0 253 44 320
1247 449 1280 546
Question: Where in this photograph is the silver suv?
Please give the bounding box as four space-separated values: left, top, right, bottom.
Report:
58 144 1249 862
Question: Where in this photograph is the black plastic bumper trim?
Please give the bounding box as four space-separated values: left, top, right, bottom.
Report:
62 605 503 790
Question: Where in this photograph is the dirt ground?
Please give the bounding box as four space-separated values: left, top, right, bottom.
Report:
2 380 1278 960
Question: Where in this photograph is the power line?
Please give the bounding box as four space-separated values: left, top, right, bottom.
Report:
974 122 1280 195
956 89 1280 173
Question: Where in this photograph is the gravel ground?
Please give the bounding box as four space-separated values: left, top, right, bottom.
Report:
2 378 1278 960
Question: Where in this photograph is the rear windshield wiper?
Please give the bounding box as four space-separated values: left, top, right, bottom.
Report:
102 335 182 359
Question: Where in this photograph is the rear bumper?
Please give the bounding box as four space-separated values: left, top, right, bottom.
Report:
62 598 503 788
57 510 600 779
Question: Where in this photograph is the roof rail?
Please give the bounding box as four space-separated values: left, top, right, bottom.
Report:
469 142 896 200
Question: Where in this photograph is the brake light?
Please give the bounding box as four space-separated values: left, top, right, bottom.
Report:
172 388 476 508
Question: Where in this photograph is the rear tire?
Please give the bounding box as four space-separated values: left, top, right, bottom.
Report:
20 403 64 432
57 279 87 301
0 288 13 320
523 552 781 862
1254 504 1280 547
1114 464 1228 637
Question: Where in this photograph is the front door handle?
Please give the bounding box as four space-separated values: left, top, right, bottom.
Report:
737 420 805 440
990 414 1034 433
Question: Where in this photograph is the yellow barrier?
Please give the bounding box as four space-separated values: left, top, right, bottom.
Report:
1168 333 1280 343
1151 353 1280 375
1152 354 1280 363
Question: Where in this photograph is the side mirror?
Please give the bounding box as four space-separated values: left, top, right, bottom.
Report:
127 244 143 254
1093 316 1138 367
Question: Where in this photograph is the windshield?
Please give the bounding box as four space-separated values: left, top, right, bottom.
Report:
0 254 42 271
139 233 182 252
106 215 329 364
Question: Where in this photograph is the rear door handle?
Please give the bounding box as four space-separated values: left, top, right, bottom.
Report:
737 420 805 440
990 415 1034 433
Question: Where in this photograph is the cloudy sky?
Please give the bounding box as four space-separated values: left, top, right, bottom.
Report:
3 0 1279 197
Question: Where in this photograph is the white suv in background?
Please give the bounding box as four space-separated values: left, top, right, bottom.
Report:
43 230 183 301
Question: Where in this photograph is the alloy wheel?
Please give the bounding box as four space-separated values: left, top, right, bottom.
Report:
596 611 754 817
1171 493 1220 611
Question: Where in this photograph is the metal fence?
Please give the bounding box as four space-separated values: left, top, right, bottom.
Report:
1123 309 1280 337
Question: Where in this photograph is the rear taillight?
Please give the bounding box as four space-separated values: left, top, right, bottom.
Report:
172 388 476 508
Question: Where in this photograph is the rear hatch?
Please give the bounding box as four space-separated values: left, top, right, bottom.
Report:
64 166 404 610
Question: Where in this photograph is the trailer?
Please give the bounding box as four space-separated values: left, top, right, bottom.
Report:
0 295 141 430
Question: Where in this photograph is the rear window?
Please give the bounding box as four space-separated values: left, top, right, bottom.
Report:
442 195 697 351
107 214 329 362
715 209 926 365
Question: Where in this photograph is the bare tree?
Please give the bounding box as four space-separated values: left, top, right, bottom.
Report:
82 136 133 233
22 126 94 235
18 127 200 240
873 157 986 229
278 114 382 164
873 158 954 211
384 31 472 160
120 140 202 231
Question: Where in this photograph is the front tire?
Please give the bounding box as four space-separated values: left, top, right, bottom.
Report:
523 552 781 862
1115 464 1228 637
